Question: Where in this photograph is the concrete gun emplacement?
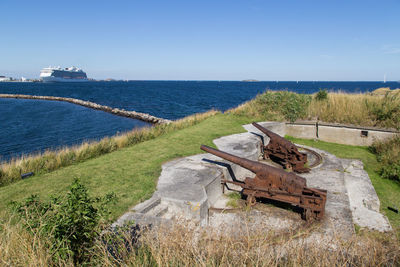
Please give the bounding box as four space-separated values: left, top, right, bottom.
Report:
252 122 310 173
200 145 327 221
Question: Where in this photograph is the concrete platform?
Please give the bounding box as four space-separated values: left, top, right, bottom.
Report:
113 121 392 235
342 159 392 231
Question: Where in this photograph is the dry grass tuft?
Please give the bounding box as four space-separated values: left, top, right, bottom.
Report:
2 213 399 266
0 214 72 266
307 92 379 126
369 87 400 97
308 91 400 129
96 222 400 266
231 90 400 129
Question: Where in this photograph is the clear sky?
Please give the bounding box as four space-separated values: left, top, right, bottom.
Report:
1 0 399 81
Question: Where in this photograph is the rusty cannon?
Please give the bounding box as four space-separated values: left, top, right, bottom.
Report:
252 122 310 173
200 145 327 221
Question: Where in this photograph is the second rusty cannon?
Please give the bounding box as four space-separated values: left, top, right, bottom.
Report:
201 145 327 221
252 122 310 173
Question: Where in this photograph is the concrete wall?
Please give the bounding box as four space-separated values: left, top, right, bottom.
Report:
285 123 315 139
317 125 396 146
285 122 399 146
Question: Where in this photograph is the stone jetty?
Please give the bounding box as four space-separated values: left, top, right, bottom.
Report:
0 94 171 124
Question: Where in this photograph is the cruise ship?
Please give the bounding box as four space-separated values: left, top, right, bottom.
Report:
40 66 88 82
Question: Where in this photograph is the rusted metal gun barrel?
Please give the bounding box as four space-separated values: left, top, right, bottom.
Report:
252 122 293 146
200 145 306 186
201 145 268 173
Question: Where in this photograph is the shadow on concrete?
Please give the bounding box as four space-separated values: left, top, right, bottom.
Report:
202 158 240 182
250 131 265 146
202 157 245 194
255 197 303 218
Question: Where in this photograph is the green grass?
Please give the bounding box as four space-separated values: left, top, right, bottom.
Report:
287 136 400 234
0 114 251 220
0 110 218 187
226 192 241 208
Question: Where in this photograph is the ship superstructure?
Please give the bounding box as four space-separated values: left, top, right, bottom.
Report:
40 66 88 82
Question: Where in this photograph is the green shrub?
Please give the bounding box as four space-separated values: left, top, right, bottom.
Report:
366 94 400 129
315 89 328 101
254 91 311 122
11 178 117 264
371 135 400 181
381 164 400 181
226 192 241 208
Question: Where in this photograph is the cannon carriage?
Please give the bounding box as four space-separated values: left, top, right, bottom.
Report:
252 122 310 173
201 145 327 221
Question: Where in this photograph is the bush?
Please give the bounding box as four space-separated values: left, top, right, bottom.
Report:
371 135 400 181
253 91 312 122
366 94 400 129
315 89 328 101
11 178 117 264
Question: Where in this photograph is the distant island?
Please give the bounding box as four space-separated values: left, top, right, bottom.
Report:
242 79 259 82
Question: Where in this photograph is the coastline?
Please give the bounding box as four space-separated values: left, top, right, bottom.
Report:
0 93 170 124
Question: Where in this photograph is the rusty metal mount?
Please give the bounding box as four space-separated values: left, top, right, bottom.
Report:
252 122 310 173
201 144 327 221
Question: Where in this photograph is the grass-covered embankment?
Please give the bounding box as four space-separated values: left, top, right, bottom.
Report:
2 89 399 188
232 88 400 129
0 113 252 219
1 112 400 266
1 89 399 222
0 111 217 186
1 112 399 231
1 89 400 265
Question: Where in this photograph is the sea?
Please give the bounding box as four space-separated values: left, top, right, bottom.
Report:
0 81 399 162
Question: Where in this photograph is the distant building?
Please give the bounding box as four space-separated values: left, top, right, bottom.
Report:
0 76 11 82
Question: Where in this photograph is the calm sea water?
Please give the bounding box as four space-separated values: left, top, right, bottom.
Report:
0 81 398 162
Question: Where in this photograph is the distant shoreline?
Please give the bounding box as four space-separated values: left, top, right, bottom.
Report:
0 94 170 124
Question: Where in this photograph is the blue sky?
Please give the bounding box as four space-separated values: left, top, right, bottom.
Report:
1 0 399 80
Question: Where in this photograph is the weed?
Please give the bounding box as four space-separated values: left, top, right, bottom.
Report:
235 90 311 122
315 89 328 101
226 192 241 208
371 135 400 182
11 179 117 264
366 93 400 129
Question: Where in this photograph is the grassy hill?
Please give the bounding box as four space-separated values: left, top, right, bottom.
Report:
1 89 399 266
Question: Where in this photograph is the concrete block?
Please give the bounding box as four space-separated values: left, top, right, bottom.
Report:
212 132 260 183
213 132 261 160
299 146 355 237
342 159 392 232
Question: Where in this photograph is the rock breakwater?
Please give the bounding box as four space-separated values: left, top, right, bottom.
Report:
0 94 171 124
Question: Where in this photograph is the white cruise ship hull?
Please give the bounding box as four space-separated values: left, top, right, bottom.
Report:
41 76 89 83
40 66 89 82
